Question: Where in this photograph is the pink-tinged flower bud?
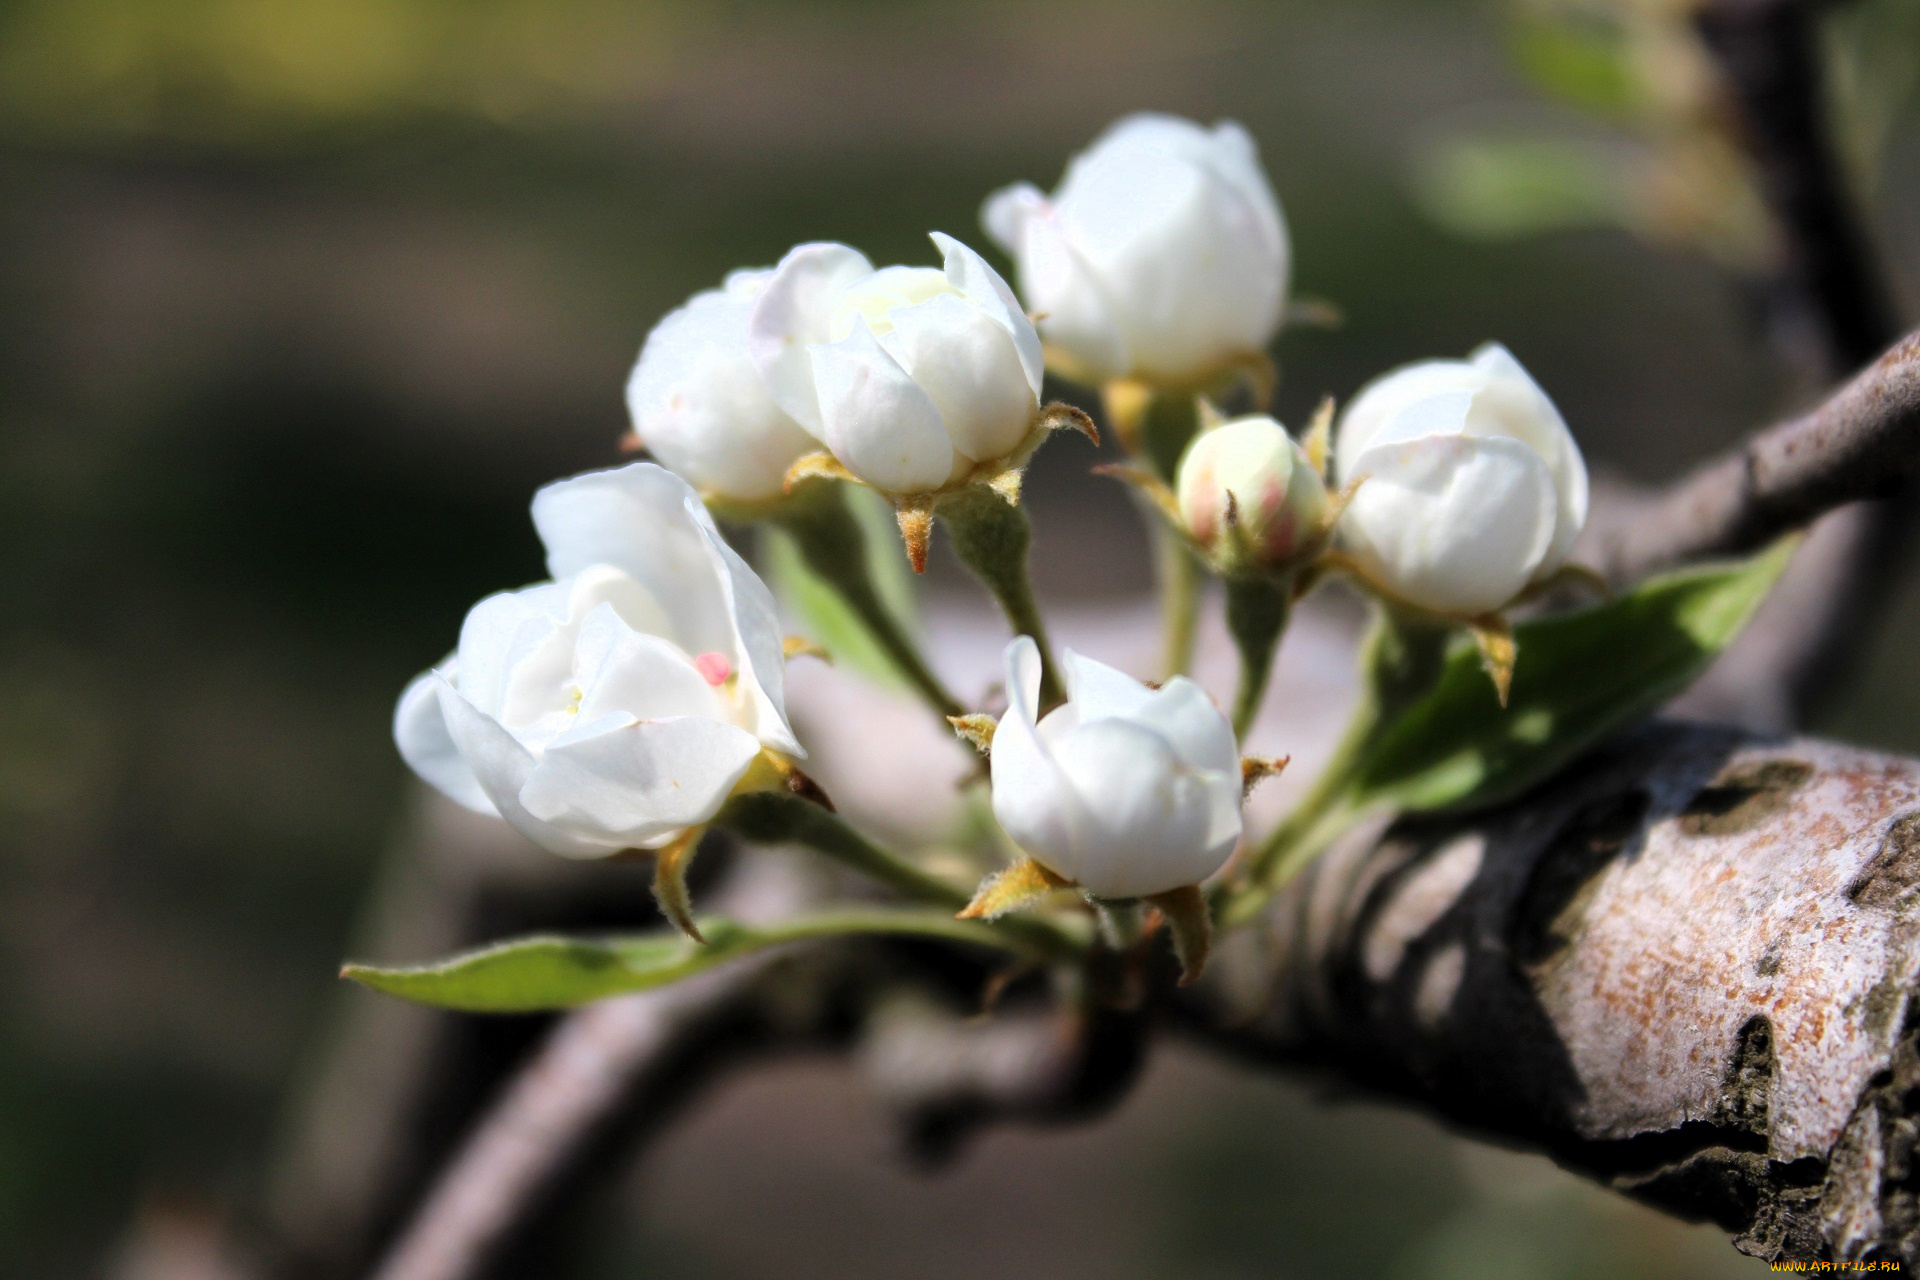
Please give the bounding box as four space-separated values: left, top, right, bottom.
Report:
1175 414 1328 572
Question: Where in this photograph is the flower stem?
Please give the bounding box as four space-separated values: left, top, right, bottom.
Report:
716 791 1083 961
1155 525 1202 679
773 484 964 720
1224 573 1291 738
1219 606 1453 927
1130 389 1208 679
938 486 1065 710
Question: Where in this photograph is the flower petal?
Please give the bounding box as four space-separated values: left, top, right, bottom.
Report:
625 274 819 501
980 181 1044 257
453 579 573 723
532 464 736 657
1469 342 1589 576
519 715 763 853
807 317 959 493
394 660 496 815
989 636 1083 879
435 679 620 857
1060 648 1155 722
1342 433 1559 614
1048 717 1224 898
571 604 724 724
747 242 875 435
1130 676 1243 855
1019 207 1131 384
930 231 1044 400
1053 114 1287 381
707 529 802 756
1334 360 1484 483
1132 676 1241 778
884 291 1036 463
531 463 801 755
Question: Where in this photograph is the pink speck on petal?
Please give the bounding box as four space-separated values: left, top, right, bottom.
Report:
694 651 733 687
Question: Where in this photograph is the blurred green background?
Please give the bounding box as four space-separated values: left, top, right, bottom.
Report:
1 0 1916 1276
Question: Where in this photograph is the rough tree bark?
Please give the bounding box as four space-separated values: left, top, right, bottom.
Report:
1198 721 1920 1268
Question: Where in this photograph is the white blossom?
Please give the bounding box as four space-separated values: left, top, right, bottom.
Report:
626 269 819 503
990 637 1242 899
982 112 1289 386
746 232 1045 494
1334 343 1589 615
394 462 800 857
1176 413 1327 568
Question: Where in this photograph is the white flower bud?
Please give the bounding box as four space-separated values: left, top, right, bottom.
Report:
625 269 819 503
990 637 1242 899
394 462 801 857
1175 414 1328 569
982 112 1289 386
746 232 1045 495
1333 343 1589 615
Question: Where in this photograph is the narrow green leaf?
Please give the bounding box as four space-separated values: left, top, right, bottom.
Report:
342 909 1037 1013
1412 133 1637 241
1347 539 1795 814
1508 14 1642 119
763 486 921 691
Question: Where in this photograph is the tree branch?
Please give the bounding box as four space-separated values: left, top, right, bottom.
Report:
1695 0 1900 379
1586 326 1920 582
1191 719 1920 1267
367 970 760 1280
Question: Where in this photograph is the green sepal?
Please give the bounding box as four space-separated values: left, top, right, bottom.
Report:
1145 885 1212 986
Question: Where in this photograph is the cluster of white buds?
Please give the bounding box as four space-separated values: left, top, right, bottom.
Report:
392 110 1594 982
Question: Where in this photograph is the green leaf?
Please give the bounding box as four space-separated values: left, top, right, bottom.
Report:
342 909 1036 1013
1347 539 1795 814
1412 133 1637 241
1508 14 1642 119
763 486 921 691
